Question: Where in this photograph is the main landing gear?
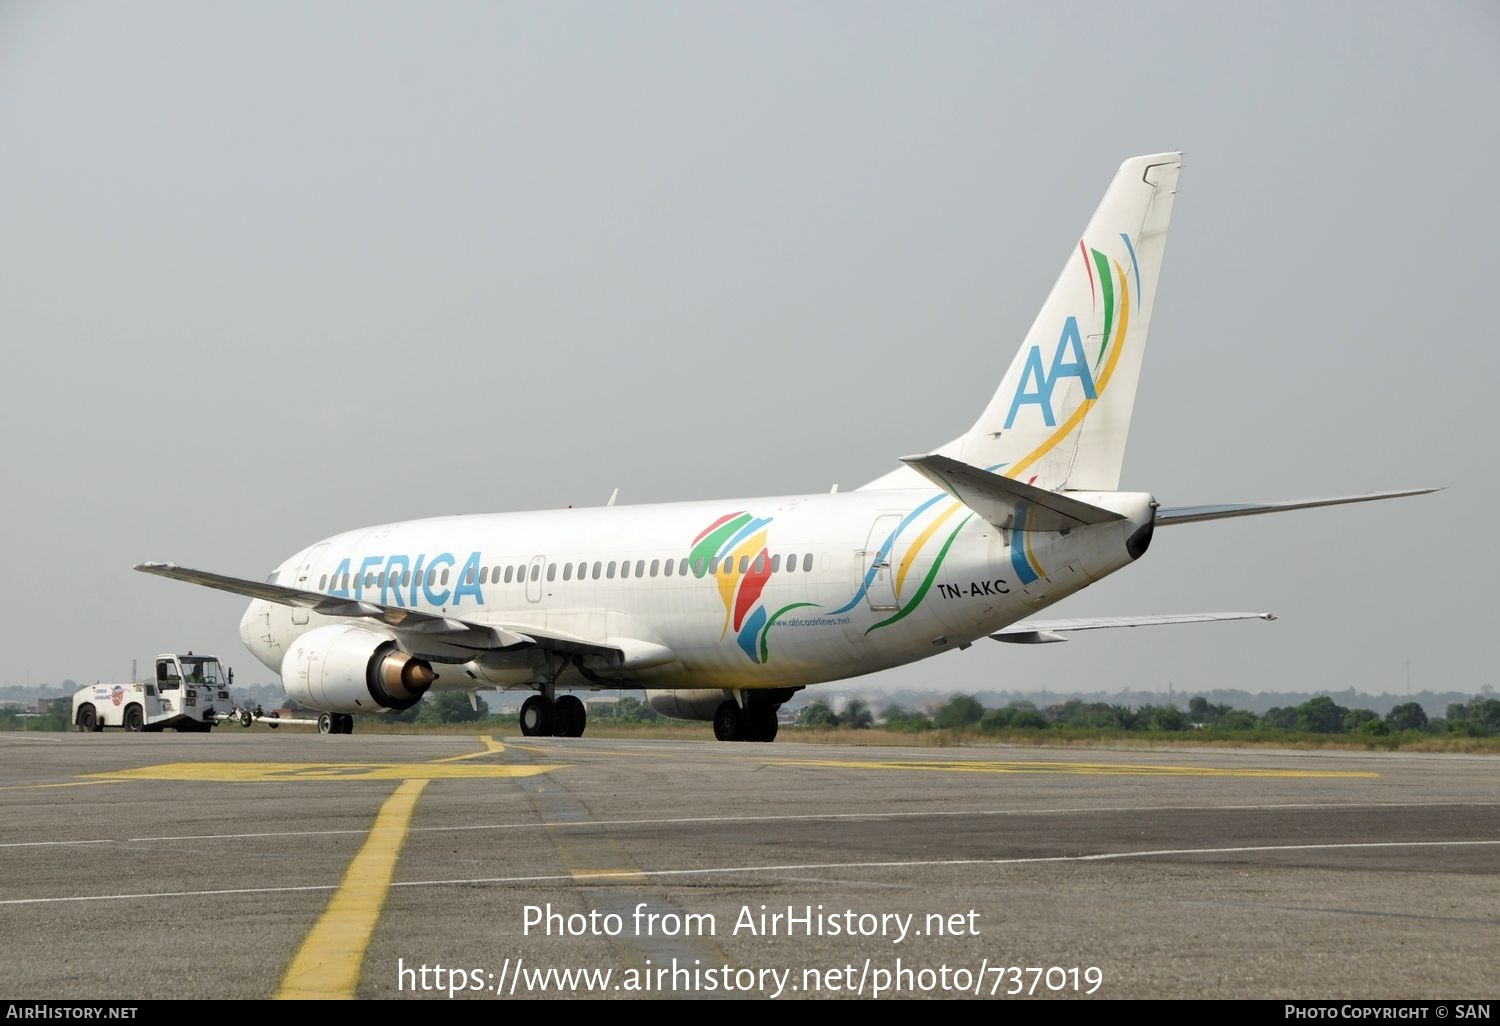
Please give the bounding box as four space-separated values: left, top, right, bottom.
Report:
317 712 354 734
713 700 778 743
519 694 587 738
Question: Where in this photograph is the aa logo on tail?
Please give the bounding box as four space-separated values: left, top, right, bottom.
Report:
1003 316 1097 428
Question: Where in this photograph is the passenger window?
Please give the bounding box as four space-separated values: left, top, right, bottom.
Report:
503 566 513 584
546 563 556 581
319 574 328 589
607 561 617 579
663 558 673 577
592 561 602 580
680 558 690 576
739 555 749 574
440 569 450 586
365 572 376 588
377 572 386 587
786 553 797 573
562 563 572 581
426 569 436 587
480 566 489 584
692 556 704 575
530 564 540 582
636 559 645 577
771 554 781 573
464 567 473 586
577 562 587 579
708 557 720 575
752 554 765 574
621 560 631 579
402 571 411 587
650 559 660 577
805 553 815 572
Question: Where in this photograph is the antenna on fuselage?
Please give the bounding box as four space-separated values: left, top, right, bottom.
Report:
606 488 619 507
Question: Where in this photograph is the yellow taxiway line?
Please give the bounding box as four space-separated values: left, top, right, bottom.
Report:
276 778 430 1000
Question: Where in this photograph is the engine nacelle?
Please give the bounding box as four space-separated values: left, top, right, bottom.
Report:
282 624 435 713
646 688 735 722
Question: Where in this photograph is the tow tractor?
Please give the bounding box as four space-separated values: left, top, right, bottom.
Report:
72 653 237 732
73 651 359 734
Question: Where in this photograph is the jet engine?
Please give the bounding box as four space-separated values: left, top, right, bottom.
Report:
281 624 435 713
646 689 736 721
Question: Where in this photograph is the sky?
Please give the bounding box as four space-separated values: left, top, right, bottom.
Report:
1 1 1496 698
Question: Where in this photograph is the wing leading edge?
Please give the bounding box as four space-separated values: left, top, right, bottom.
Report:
134 562 630 665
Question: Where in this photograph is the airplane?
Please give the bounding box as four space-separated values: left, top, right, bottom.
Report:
137 152 1435 741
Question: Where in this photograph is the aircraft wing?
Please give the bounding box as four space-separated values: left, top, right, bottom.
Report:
134 562 629 665
991 611 1277 644
1156 488 1439 526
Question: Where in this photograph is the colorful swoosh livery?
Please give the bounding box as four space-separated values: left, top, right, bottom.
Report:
690 512 816 663
849 233 1138 612
827 492 978 635
1003 235 1135 485
1009 503 1044 585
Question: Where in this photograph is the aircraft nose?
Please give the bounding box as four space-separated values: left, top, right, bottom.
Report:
239 599 281 673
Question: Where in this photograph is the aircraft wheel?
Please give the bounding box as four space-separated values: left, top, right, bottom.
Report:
337 713 355 734
76 705 96 733
520 695 554 737
318 712 335 735
553 695 587 738
748 708 779 743
712 701 743 742
123 705 144 732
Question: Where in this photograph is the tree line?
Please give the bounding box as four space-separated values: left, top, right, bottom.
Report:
795 693 1500 738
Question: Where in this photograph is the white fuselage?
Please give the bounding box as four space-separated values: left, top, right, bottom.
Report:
240 487 1156 695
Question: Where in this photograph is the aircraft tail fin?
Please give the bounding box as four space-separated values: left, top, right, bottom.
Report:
864 152 1181 492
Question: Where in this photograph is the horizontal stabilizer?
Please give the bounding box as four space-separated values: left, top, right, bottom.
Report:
1156 488 1440 526
991 611 1277 644
901 454 1124 532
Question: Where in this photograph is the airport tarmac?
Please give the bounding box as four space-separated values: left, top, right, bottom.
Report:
1 730 1496 1000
